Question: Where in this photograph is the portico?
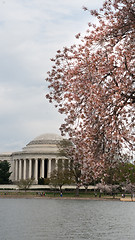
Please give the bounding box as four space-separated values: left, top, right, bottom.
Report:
0 133 67 184
13 157 63 183
0 133 68 184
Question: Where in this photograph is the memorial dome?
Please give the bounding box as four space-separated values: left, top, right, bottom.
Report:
33 133 62 142
22 133 63 153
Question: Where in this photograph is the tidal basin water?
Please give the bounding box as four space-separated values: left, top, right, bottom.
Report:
0 198 135 240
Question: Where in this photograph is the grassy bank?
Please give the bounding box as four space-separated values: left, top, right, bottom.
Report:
0 190 122 199
0 189 134 201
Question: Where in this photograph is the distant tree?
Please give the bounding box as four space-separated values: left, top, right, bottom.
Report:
118 162 135 184
103 160 135 185
17 179 34 192
49 162 74 193
99 159 135 198
0 160 12 184
46 0 135 181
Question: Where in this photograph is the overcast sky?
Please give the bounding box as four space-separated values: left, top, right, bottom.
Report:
0 0 104 152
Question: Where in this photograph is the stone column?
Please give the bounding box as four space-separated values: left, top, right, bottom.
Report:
62 159 65 170
15 160 18 181
29 159 32 179
47 159 51 178
23 159 26 180
68 159 71 170
19 160 22 180
13 160 15 181
35 159 38 182
41 159 44 178
55 159 58 171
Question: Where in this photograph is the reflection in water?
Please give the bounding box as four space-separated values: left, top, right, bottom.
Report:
0 198 135 240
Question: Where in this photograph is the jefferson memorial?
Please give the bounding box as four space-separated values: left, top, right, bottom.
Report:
0 133 68 184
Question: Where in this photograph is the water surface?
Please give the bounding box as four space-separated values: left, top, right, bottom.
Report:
0 198 134 240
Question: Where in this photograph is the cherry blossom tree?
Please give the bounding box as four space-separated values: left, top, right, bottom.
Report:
46 0 135 184
96 183 119 198
123 183 135 200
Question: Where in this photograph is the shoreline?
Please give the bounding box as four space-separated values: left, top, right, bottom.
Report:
0 194 121 201
0 192 134 201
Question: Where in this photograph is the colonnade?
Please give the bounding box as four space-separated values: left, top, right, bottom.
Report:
14 158 69 183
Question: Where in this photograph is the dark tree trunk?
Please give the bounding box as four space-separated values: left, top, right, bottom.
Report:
75 186 79 196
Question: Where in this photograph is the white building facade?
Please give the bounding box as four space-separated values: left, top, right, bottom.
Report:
0 134 68 184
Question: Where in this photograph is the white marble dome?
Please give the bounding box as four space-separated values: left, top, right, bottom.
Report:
22 133 63 153
33 133 63 142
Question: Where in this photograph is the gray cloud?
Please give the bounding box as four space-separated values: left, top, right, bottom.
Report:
0 0 104 152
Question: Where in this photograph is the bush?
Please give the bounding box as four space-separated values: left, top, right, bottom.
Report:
38 178 50 185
